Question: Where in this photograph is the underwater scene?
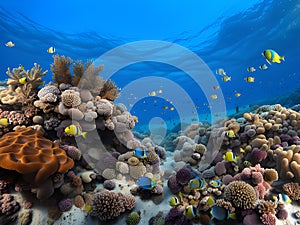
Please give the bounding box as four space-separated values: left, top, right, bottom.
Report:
0 0 299 225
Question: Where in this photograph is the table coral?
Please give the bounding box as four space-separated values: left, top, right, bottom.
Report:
0 128 74 185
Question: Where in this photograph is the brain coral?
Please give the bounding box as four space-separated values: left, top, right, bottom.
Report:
224 181 257 209
0 128 74 185
61 89 81 107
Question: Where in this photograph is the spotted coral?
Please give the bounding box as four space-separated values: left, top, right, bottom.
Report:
224 181 257 209
126 211 141 225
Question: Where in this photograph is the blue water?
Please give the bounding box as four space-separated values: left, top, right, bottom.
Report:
0 0 299 131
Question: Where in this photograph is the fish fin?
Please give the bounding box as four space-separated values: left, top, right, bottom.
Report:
281 55 285 61
229 213 236 220
266 59 272 65
82 132 87 139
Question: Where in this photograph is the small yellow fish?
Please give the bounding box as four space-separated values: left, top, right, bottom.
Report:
5 41 15 48
19 64 25 71
64 125 87 138
19 77 27 85
85 205 92 213
162 106 168 110
235 92 241 97
47 46 56 54
149 91 156 96
157 89 163 94
244 76 255 82
222 76 231 82
216 68 226 76
210 94 218 99
169 107 174 111
0 118 11 126
223 151 239 163
225 130 235 138
169 196 181 207
262 49 284 64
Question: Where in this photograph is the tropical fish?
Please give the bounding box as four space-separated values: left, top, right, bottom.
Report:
209 179 222 188
273 193 292 204
149 91 156 96
247 67 256 72
157 89 163 94
18 77 28 85
223 151 239 163
213 85 220 90
169 196 181 207
0 118 11 126
210 94 218 99
211 205 236 221
64 125 87 138
5 41 15 47
206 196 215 207
137 176 156 190
262 49 284 64
133 147 149 158
244 76 255 82
243 160 252 167
225 130 235 138
47 46 56 54
222 76 231 82
19 64 25 71
183 205 197 220
235 92 241 97
169 107 174 111
216 68 226 76
85 205 92 213
259 64 268 70
188 177 206 190
239 148 245 153
162 106 168 110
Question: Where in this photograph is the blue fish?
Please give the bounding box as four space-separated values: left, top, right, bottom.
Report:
273 193 292 204
183 205 197 220
209 179 222 188
211 205 236 221
137 176 156 190
133 147 149 158
188 177 205 190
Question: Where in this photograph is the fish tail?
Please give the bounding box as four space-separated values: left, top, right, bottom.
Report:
229 213 236 220
281 55 285 61
82 132 87 139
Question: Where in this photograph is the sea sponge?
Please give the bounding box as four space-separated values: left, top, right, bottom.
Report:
90 191 136 221
126 211 141 225
258 200 276 215
61 89 81 107
95 99 113 117
263 169 278 183
0 128 74 185
224 181 257 209
282 182 300 200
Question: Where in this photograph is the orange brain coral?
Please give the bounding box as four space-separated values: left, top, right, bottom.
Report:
0 128 74 185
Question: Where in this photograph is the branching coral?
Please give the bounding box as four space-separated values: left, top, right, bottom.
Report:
282 182 300 200
99 80 120 101
257 200 276 215
51 55 72 85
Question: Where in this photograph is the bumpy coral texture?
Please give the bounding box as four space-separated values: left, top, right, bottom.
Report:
90 191 136 221
0 194 20 216
175 167 191 185
37 85 60 103
126 211 141 225
282 182 300 200
224 181 257 209
260 213 276 225
0 128 74 185
61 89 81 107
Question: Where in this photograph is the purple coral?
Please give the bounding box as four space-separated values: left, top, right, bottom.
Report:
61 145 82 160
276 208 288 220
58 198 73 212
251 149 267 164
167 175 182 194
165 207 192 225
176 167 191 185
103 180 116 190
215 161 226 176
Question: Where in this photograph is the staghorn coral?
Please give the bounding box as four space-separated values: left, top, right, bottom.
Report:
258 200 276 215
224 181 257 209
90 191 135 221
51 55 72 85
282 182 300 200
99 80 120 101
0 128 74 185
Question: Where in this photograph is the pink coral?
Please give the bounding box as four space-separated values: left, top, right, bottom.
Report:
255 183 266 199
241 168 252 180
260 213 276 225
252 172 264 185
251 150 267 164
